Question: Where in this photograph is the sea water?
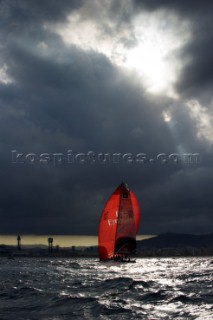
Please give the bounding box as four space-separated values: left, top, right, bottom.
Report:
0 257 212 319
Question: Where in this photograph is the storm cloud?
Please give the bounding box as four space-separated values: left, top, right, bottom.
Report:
0 0 212 235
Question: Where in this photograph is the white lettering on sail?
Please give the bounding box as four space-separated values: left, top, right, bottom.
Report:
108 218 134 226
108 219 117 226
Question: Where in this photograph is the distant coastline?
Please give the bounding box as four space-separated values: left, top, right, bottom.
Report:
0 233 213 258
0 234 155 247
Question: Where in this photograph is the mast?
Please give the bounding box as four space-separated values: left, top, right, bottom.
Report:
113 184 122 256
114 182 132 257
114 182 137 257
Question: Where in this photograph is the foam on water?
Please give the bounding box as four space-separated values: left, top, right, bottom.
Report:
0 257 212 319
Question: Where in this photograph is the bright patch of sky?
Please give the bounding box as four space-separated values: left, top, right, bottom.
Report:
47 9 191 97
0 64 13 84
186 99 213 145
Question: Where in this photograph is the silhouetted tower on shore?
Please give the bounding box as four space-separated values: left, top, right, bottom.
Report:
17 235 21 250
48 237 53 253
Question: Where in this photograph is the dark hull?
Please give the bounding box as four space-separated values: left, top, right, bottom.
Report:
100 257 136 263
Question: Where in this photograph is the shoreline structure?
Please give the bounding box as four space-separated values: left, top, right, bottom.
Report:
0 233 213 258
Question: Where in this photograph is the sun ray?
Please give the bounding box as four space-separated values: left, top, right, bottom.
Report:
47 11 191 97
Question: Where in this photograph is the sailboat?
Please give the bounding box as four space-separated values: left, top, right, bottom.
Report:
98 182 140 262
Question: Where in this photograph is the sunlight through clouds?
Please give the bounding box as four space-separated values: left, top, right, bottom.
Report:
162 110 172 122
0 64 13 84
47 8 191 97
1 0 213 237
186 99 213 144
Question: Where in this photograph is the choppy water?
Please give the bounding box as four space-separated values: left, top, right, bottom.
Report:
0 257 212 320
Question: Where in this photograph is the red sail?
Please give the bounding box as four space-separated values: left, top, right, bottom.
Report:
98 183 140 260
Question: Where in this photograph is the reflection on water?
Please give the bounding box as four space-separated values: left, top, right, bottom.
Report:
0 257 212 319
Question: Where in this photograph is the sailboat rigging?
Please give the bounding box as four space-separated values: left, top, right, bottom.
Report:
98 182 140 262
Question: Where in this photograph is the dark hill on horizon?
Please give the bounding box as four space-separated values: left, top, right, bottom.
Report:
138 233 213 249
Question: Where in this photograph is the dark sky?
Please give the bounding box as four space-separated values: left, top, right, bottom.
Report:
0 0 213 235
